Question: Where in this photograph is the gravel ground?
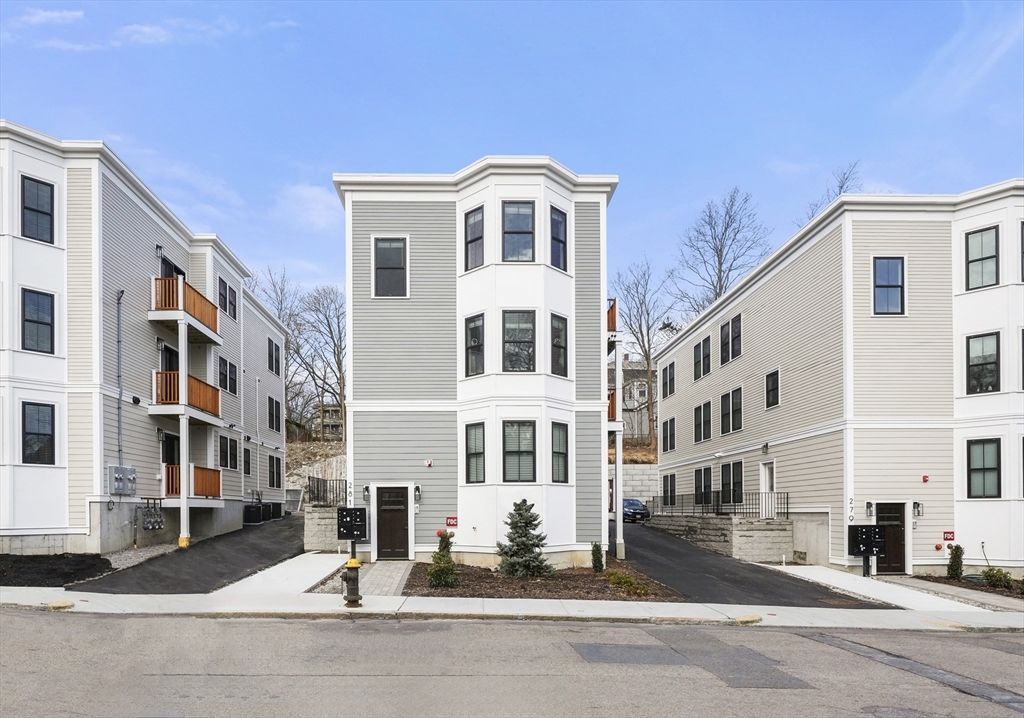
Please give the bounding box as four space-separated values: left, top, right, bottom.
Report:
101 543 178 571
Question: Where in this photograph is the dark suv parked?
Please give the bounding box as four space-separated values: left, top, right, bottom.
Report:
623 499 650 523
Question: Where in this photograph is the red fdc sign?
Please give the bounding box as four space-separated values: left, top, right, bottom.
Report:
445 517 458 527
943 531 954 541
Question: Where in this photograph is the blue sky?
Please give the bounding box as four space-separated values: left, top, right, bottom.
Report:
2 1 1022 291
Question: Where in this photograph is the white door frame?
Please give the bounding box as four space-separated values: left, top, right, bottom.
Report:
760 460 776 519
368 482 416 562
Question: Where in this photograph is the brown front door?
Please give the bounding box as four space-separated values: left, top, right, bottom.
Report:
876 503 906 574
377 487 409 559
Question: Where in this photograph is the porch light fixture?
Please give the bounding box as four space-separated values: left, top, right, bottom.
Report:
913 502 924 518
865 501 874 517
363 485 370 503
156 427 165 441
761 443 769 454
156 244 164 258
414 485 422 502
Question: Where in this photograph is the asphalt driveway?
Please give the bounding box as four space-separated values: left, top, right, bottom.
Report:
618 520 883 608
68 514 304 594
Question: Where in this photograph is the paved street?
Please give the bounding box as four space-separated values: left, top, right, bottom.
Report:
619 520 881 608
1 608 1021 717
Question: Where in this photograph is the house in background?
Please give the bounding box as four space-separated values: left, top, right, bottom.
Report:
0 121 287 554
311 404 345 441
335 156 619 566
655 179 1023 576
608 355 658 444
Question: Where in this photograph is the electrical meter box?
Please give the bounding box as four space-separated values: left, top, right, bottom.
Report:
107 465 137 496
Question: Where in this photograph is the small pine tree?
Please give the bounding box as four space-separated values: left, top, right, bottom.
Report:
591 542 604 573
947 544 964 580
426 529 459 588
497 499 554 577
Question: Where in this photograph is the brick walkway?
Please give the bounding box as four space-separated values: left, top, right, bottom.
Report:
358 561 413 596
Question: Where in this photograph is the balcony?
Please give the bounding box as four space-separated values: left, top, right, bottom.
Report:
149 276 221 344
152 371 221 420
163 464 221 499
608 387 617 421
607 297 618 332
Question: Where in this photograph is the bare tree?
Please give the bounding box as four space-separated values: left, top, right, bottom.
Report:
671 187 772 318
294 285 347 440
800 161 862 225
612 257 677 448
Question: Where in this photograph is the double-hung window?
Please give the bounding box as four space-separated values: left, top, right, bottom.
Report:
219 436 238 470
967 333 999 394
22 289 54 354
551 314 568 377
693 401 711 443
552 422 569 483
374 238 408 297
466 423 485 484
465 207 484 271
228 287 236 319
268 338 281 376
22 177 54 244
967 439 1000 498
503 420 535 482
219 278 229 312
661 417 676 452
721 461 743 504
268 455 282 489
662 362 675 398
219 358 238 395
502 201 534 262
765 370 780 408
466 314 484 377
268 397 282 433
693 336 711 380
873 257 904 315
23 402 55 465
966 227 998 290
243 448 251 476
662 474 676 506
229 363 237 395
720 316 742 364
503 311 535 372
721 388 742 434
694 467 712 506
551 206 567 271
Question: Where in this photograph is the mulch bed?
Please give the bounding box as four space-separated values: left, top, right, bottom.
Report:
0 554 112 587
403 558 688 602
916 574 1024 598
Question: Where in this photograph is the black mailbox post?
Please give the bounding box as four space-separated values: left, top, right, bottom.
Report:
337 508 367 541
848 524 886 577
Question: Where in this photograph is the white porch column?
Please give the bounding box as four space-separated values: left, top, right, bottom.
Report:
178 319 190 548
614 333 625 559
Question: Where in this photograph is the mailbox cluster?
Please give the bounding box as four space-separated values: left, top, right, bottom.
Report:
337 508 368 541
847 525 886 557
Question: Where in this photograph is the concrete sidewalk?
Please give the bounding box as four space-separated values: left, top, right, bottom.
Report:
878 575 1024 612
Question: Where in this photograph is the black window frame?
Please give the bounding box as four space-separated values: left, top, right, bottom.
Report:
228 363 237 395
667 362 675 396
218 278 228 312
721 460 743 504
268 397 281 433
465 206 484 272
694 467 712 506
662 417 676 452
229 438 238 470
243 447 251 476
268 338 281 376
502 310 535 373
721 315 742 364
466 313 484 377
552 422 569 484
551 313 568 377
374 237 408 298
721 387 742 434
765 370 780 408
227 286 237 320
22 176 54 244
219 357 229 391
872 256 905 315
502 201 535 262
466 422 485 484
22 402 56 465
219 435 229 468
662 473 676 506
268 455 283 489
967 438 1000 499
693 401 711 443
966 226 999 291
550 205 567 271
967 332 1000 395
22 288 55 355
502 420 536 483
694 336 711 380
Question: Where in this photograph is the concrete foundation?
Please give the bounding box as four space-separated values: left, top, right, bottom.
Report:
791 512 830 566
646 514 794 564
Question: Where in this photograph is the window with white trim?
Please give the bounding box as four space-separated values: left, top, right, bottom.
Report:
967 332 999 395
693 336 711 380
268 397 281 432
22 176 54 244
551 206 567 271
503 311 535 372
765 370 780 408
466 314 484 377
661 417 676 452
967 439 999 498
503 420 535 482
552 422 569 483
502 202 534 262
268 338 281 376
662 473 676 506
23 402 55 465
662 362 675 398
551 314 568 377
720 387 742 434
693 401 711 443
22 289 54 354
374 237 408 297
720 315 742 364
721 460 743 504
966 227 998 290
466 207 484 271
694 466 712 506
466 423 485 484
873 257 904 315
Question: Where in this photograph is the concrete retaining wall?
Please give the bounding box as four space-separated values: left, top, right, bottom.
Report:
303 506 347 553
646 514 794 564
610 464 659 502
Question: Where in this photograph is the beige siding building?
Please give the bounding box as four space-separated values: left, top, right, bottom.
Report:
655 180 1023 576
1 121 287 554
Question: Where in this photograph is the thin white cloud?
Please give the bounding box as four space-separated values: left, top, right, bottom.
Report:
271 184 344 233
119 24 172 44
16 8 84 26
35 38 103 51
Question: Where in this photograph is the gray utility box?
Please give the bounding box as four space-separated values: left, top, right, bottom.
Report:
107 465 137 496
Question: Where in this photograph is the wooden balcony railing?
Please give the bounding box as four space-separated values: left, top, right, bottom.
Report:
154 371 221 417
194 467 221 498
608 388 617 421
153 277 218 334
607 298 617 332
165 464 181 496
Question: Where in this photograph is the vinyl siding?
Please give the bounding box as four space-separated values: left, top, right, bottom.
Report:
66 167 93 383
189 251 208 298
350 201 457 401
212 258 241 428
213 429 243 499
575 411 602 542
852 220 953 418
659 225 845 467
574 202 602 401
101 394 164 499
352 411 457 546
854 428 954 561
67 393 94 526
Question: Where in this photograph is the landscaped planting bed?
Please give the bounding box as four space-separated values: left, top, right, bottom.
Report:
0 554 112 587
917 574 1024 598
402 558 687 602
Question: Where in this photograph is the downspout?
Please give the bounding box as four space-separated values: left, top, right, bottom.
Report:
255 376 261 501
116 289 125 468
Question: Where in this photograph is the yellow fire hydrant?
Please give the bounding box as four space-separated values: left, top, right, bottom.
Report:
343 557 362 608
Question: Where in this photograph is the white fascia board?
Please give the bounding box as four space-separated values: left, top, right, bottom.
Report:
241 285 289 338
192 234 250 280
